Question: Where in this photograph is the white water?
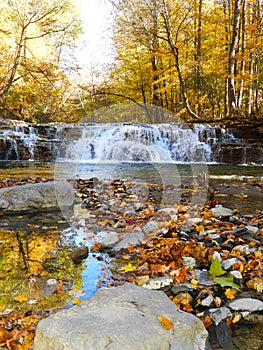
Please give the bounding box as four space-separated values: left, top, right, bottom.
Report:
60 123 235 163
0 122 239 163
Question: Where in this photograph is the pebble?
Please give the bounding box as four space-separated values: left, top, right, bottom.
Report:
211 206 233 217
95 231 120 248
182 256 196 269
245 226 259 235
201 294 214 307
232 244 256 255
186 217 203 226
142 220 159 234
229 298 263 312
230 270 243 280
209 307 232 325
142 276 173 290
221 257 241 270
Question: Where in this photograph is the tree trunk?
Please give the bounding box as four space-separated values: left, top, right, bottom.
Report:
227 0 241 115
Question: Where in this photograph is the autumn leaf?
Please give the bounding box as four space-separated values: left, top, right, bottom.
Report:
157 316 174 330
14 295 28 303
202 315 212 328
118 263 136 273
209 257 225 278
196 225 205 233
224 288 237 299
90 242 101 251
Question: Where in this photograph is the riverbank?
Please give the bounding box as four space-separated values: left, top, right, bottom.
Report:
0 176 262 349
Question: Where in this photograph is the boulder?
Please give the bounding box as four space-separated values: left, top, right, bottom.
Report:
0 181 74 214
33 283 209 350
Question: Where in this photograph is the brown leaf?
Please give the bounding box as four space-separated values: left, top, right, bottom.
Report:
157 316 174 330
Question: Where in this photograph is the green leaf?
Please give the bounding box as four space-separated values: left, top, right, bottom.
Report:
209 257 225 278
213 274 240 290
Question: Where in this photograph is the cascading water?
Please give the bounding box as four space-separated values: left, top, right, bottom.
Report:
0 122 262 164
60 124 234 163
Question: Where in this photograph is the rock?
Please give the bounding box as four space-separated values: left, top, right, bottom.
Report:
245 226 259 235
195 269 216 286
211 206 233 217
142 220 159 234
33 283 209 350
221 257 241 270
70 246 89 264
230 270 243 280
142 276 173 290
182 256 196 269
229 298 263 312
0 181 74 213
113 232 144 250
186 217 203 226
209 307 232 326
212 251 222 261
201 294 214 307
232 244 256 255
170 283 196 295
95 231 120 248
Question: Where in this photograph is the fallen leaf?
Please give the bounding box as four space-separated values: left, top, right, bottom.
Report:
118 263 136 273
202 315 212 328
224 288 237 299
14 295 28 303
157 316 174 330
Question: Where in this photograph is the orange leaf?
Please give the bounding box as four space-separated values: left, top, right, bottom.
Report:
90 242 101 251
157 316 174 330
202 315 212 328
224 288 237 299
196 225 204 233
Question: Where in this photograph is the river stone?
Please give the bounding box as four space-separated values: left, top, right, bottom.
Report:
0 181 74 213
33 283 209 350
113 232 144 250
229 298 263 312
95 231 120 248
210 206 233 217
245 225 259 235
142 220 159 234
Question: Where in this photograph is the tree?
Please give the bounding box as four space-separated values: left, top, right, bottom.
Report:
0 0 82 122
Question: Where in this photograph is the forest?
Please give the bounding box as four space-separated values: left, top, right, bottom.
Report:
0 0 262 123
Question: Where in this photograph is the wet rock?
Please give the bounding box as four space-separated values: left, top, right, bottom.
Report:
211 206 233 218
229 298 263 312
0 181 74 213
142 276 173 290
212 251 222 261
71 246 89 264
34 283 209 350
113 232 144 250
95 231 120 248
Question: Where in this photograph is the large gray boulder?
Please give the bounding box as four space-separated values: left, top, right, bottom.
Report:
0 181 74 213
33 283 210 350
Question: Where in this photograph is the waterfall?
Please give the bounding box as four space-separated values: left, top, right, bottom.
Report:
0 122 262 164
59 124 235 163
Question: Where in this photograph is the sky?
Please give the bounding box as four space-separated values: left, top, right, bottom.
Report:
75 0 114 75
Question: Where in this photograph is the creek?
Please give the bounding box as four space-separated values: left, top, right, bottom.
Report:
0 121 262 349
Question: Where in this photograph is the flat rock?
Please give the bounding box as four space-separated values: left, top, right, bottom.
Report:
210 206 233 217
113 232 144 250
142 220 159 234
95 231 120 248
229 298 263 312
33 283 209 350
0 181 74 213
